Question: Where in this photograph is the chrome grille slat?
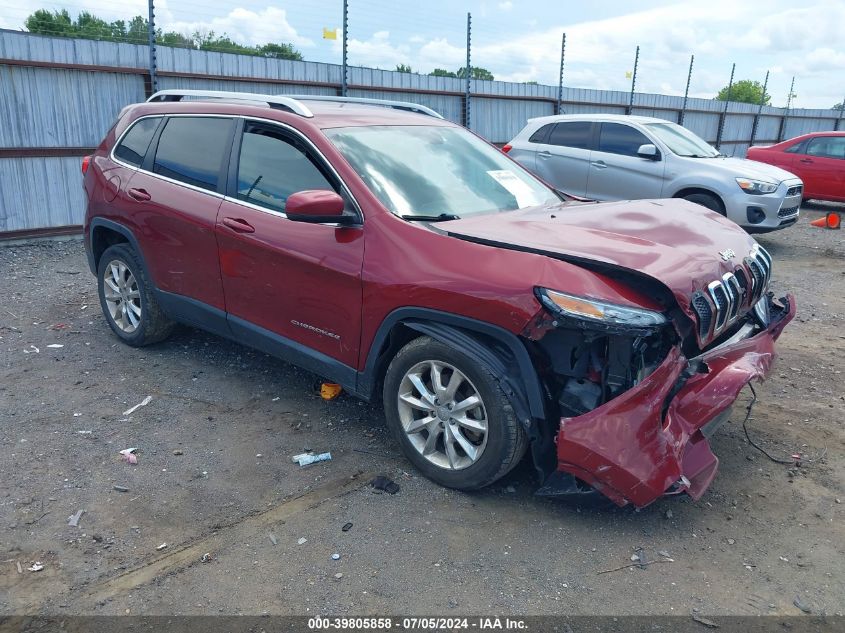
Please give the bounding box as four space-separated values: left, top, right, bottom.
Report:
693 247 773 343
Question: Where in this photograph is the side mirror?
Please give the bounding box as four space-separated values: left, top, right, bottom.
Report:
285 190 353 224
637 143 660 160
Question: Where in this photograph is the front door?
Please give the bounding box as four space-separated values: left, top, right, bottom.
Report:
795 136 845 200
586 122 665 201
215 121 365 372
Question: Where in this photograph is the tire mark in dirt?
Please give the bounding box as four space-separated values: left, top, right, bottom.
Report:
76 470 374 606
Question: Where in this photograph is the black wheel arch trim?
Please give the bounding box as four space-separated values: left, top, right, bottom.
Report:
87 218 150 279
358 307 547 425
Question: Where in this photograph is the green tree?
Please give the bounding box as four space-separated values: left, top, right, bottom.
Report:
395 63 413 73
258 43 302 60
429 68 457 78
834 102 844 111
715 79 771 105
23 8 302 60
456 66 494 81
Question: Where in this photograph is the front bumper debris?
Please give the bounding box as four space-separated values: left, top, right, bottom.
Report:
552 293 795 508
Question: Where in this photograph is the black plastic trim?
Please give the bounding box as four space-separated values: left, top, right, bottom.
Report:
358 307 546 421
87 218 148 277
154 289 231 339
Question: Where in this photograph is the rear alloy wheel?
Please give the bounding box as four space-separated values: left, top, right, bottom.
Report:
97 244 175 346
383 336 527 490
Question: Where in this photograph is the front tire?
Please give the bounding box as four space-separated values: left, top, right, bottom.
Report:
382 336 527 490
97 244 175 347
683 192 725 215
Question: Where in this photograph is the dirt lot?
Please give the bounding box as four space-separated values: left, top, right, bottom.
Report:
0 205 843 619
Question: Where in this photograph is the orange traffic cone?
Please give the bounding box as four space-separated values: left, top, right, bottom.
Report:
810 212 841 229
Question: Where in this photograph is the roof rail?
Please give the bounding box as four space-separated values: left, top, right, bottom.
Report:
146 89 314 118
146 90 444 120
287 95 444 119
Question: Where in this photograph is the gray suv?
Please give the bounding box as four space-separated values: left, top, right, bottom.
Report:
505 114 803 233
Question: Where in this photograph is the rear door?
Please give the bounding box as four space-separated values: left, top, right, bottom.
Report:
215 120 365 370
532 121 593 197
795 136 845 200
124 115 234 312
585 122 665 200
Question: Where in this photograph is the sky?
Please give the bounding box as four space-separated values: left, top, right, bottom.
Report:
3 0 844 109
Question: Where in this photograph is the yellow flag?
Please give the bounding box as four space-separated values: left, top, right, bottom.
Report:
323 27 338 40
625 71 633 79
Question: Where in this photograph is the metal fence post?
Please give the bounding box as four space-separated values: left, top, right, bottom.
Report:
147 0 157 95
464 12 471 128
836 94 844 131
556 33 566 115
716 63 734 151
678 54 693 126
749 70 769 147
778 76 795 141
626 46 639 115
341 0 348 97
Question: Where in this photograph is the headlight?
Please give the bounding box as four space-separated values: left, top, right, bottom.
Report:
537 288 667 330
736 177 778 195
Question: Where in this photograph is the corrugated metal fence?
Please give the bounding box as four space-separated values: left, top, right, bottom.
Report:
1 29 842 235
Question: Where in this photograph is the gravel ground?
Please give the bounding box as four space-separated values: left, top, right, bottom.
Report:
0 205 843 618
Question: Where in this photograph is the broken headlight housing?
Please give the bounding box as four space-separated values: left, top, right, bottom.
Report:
536 288 667 332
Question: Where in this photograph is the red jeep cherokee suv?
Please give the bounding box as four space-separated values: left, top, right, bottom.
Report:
83 90 795 508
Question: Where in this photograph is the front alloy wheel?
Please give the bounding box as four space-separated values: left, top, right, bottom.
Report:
383 336 527 490
397 360 489 470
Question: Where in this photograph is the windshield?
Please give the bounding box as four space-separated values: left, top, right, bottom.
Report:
324 125 559 218
645 122 720 158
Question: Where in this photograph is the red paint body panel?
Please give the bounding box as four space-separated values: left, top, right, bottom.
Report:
747 132 845 203
215 200 365 367
556 294 795 508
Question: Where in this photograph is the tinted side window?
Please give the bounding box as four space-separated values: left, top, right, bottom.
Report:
236 125 336 213
784 140 806 154
548 121 592 150
114 117 160 167
153 117 233 191
806 137 845 159
528 124 553 143
598 122 650 157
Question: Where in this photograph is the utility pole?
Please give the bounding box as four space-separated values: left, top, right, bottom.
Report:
678 54 693 126
341 0 348 96
627 45 639 115
464 12 471 128
556 33 566 115
716 63 735 151
749 70 769 146
779 76 795 141
147 0 157 95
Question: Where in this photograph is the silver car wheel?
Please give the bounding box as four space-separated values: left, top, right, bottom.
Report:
103 259 141 334
396 360 489 470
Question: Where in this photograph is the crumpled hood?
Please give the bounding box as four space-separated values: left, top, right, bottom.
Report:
443 199 761 316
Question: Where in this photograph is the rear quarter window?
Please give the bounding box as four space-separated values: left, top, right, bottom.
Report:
153 117 234 191
528 124 553 144
114 117 161 167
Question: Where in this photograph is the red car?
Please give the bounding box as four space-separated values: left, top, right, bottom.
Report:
82 90 794 508
747 131 845 203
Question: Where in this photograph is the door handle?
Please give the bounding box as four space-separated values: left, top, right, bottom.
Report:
538 151 552 159
222 217 255 233
127 187 151 201
799 158 814 164
591 160 607 169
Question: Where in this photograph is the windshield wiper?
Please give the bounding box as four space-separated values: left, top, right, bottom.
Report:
400 213 460 222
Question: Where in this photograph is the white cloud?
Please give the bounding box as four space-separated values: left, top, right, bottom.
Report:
164 6 313 48
498 1 514 10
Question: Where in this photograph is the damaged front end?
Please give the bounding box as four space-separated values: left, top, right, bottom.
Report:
527 286 795 508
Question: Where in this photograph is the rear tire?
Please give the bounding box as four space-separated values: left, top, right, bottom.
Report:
683 192 725 215
382 336 527 490
97 244 175 347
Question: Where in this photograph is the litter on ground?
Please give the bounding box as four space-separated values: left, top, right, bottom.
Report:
123 396 153 416
67 509 84 527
